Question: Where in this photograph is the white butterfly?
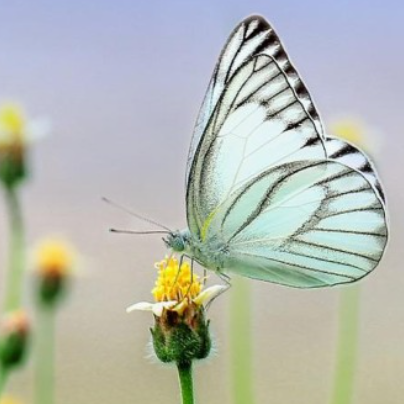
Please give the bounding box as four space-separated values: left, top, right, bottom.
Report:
163 15 388 288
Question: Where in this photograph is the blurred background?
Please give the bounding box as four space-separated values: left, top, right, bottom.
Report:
0 1 403 403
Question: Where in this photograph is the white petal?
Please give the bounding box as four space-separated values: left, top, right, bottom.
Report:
26 118 51 143
193 285 228 306
126 301 154 313
172 300 188 315
152 301 178 316
126 300 178 317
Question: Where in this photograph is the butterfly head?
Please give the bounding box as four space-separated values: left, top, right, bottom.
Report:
163 230 191 253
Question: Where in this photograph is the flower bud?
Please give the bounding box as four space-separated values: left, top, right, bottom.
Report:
0 311 30 370
0 103 50 189
33 239 75 307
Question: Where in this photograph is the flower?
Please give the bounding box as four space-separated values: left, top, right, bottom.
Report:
127 256 227 366
0 310 30 370
127 256 227 316
0 103 49 150
0 102 50 187
329 116 381 155
33 238 76 307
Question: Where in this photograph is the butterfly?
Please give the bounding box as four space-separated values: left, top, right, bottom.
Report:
162 15 388 288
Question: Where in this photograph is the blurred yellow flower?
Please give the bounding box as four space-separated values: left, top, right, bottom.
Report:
0 102 50 187
0 103 50 151
33 238 76 306
1 310 29 337
0 310 30 369
331 119 365 145
0 396 23 404
329 116 381 155
34 238 75 278
0 104 25 139
127 256 227 316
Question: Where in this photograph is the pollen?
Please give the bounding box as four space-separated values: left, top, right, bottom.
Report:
152 256 202 303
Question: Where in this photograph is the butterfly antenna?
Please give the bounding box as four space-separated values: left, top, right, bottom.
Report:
110 228 170 235
102 197 172 232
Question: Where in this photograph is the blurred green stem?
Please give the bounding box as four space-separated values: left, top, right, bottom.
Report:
177 363 194 404
35 307 56 404
3 186 25 313
0 367 9 398
230 277 255 404
330 286 360 404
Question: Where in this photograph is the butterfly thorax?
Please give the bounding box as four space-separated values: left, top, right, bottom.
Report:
164 229 227 272
186 230 228 272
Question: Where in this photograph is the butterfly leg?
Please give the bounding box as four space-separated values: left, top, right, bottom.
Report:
205 271 231 310
183 257 195 298
171 254 185 292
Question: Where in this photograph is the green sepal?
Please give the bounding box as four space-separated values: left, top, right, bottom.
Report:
0 328 29 370
37 274 68 308
0 152 26 189
150 305 212 366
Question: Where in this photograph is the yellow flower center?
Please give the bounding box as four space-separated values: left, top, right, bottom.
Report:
0 103 26 145
152 257 202 303
34 239 74 277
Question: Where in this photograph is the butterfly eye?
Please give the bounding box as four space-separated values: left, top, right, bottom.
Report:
172 236 185 253
164 233 185 252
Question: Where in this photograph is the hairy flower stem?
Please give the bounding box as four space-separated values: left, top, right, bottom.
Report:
230 277 255 404
177 363 195 404
330 286 360 404
35 307 56 404
3 186 25 313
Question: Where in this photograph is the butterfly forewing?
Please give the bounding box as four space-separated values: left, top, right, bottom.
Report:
187 17 327 235
187 15 324 184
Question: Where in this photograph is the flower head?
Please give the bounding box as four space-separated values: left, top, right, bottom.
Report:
33 238 76 307
0 310 30 370
127 256 226 316
0 102 50 188
127 256 227 366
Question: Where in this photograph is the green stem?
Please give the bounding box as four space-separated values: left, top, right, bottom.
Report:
230 277 255 404
330 285 361 404
0 366 9 398
3 186 25 313
177 362 194 404
35 307 56 404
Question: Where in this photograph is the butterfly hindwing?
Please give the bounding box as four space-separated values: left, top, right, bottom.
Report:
325 136 385 203
212 160 387 287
